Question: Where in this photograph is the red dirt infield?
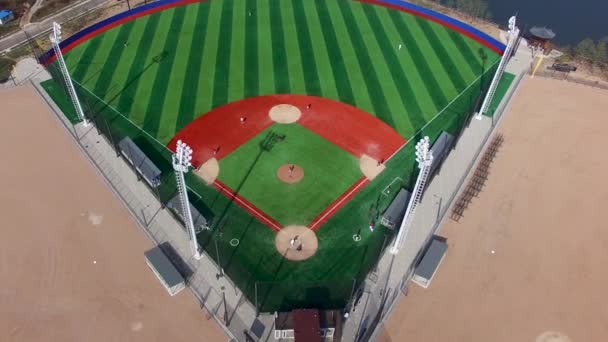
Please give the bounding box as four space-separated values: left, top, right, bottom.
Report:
168 95 405 166
168 95 406 232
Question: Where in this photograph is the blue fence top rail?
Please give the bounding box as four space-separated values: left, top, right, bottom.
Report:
373 0 505 53
39 0 506 65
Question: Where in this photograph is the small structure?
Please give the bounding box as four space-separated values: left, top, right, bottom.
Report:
0 10 15 26
428 131 455 179
118 137 162 187
167 195 209 232
144 246 186 295
274 309 337 341
412 236 448 288
528 26 556 54
381 188 412 229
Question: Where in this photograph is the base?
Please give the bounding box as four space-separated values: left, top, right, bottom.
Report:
274 225 318 261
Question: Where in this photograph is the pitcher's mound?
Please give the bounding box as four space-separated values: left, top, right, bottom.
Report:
195 158 219 184
277 164 304 184
360 154 385 180
269 104 302 124
275 225 318 261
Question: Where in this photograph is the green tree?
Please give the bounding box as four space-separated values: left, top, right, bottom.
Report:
0 57 16 83
595 41 607 64
456 0 490 19
575 38 597 60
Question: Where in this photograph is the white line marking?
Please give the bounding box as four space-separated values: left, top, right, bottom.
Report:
310 178 369 230
382 177 402 197
214 181 282 231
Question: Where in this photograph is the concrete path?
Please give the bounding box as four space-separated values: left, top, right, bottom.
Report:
0 0 108 53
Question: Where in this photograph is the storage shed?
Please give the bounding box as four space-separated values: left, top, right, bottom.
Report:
412 236 448 288
144 246 185 295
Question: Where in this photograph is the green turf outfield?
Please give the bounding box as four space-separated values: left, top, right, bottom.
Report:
218 124 360 226
42 0 502 312
61 0 498 143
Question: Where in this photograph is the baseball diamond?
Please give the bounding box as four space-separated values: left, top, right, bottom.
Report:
40 0 504 313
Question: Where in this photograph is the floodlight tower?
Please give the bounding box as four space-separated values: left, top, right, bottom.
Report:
390 137 433 255
49 22 89 126
172 140 202 260
476 16 520 119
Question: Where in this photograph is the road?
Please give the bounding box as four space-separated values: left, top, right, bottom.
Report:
0 0 109 54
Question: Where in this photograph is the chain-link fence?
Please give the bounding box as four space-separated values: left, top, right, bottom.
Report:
359 69 527 342
41 50 501 313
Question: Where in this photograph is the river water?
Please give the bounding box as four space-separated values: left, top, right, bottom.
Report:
485 0 607 46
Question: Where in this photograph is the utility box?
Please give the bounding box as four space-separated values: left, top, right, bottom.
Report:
144 246 185 296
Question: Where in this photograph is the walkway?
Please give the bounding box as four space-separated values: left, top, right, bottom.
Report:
0 0 109 53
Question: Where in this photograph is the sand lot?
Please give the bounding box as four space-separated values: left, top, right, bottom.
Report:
0 84 225 341
380 77 608 342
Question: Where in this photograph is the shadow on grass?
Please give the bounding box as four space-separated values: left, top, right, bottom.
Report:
112 51 168 104
211 130 286 234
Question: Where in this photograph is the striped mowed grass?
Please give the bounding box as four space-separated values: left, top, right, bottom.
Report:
218 124 361 226
62 0 499 145
44 0 501 311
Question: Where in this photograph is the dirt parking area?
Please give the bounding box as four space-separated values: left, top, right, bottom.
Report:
0 84 225 341
379 77 608 342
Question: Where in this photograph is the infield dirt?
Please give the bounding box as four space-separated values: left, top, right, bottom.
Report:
378 77 608 341
0 85 225 341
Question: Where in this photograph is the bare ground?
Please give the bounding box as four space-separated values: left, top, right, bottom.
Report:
0 84 225 341
379 77 608 342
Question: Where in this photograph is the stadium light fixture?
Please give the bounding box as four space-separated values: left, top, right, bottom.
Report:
476 16 520 120
50 22 89 127
390 137 433 255
172 140 202 260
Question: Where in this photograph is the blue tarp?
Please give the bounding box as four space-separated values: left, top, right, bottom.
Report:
0 10 13 19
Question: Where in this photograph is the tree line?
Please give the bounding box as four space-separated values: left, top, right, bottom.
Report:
562 38 608 67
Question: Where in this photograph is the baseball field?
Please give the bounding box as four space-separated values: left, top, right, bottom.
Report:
40 0 504 312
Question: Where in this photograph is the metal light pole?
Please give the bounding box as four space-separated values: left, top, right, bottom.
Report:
172 140 202 260
476 16 520 119
390 137 433 255
50 22 89 126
